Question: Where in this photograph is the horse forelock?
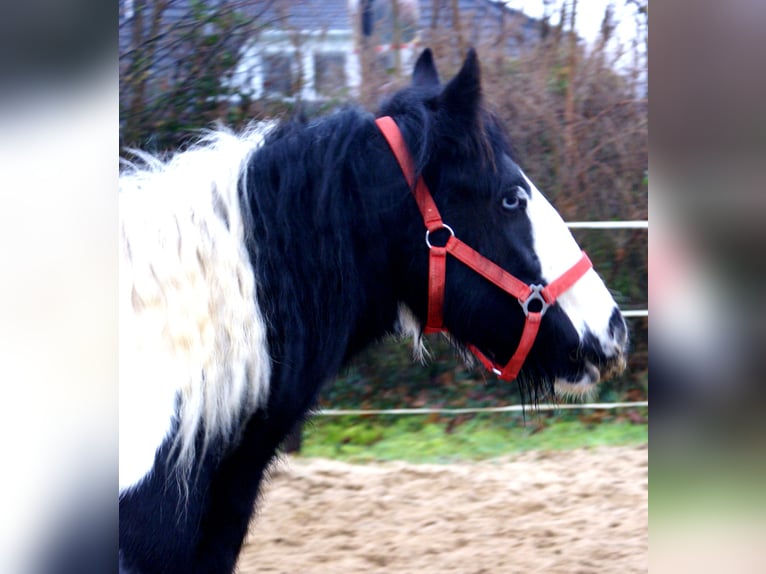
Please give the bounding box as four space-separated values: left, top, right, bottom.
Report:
119 126 274 493
379 86 513 190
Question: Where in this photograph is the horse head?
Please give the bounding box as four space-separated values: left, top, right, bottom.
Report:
382 49 628 398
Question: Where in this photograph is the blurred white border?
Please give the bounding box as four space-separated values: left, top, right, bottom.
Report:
0 64 118 572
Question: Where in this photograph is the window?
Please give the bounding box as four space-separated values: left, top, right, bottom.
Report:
262 54 294 97
314 52 347 98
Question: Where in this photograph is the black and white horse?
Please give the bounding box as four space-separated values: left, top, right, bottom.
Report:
119 49 628 573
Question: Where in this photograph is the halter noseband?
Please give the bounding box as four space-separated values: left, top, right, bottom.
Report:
375 116 593 381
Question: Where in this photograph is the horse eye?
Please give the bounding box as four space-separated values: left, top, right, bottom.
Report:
501 187 526 211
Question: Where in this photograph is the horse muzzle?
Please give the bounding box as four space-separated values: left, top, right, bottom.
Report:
554 308 629 398
554 353 626 399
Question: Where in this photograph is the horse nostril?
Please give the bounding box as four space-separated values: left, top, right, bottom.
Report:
608 308 628 347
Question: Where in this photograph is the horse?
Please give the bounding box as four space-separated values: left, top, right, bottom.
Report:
118 48 628 573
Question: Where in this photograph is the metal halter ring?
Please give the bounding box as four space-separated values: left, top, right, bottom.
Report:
425 224 455 249
519 285 550 317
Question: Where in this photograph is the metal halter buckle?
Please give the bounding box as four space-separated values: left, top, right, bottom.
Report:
519 285 550 317
425 224 455 249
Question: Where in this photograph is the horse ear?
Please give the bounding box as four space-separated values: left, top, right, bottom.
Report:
440 48 481 123
412 48 440 87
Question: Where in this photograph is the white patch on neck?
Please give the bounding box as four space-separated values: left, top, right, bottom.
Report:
522 172 617 347
119 126 274 492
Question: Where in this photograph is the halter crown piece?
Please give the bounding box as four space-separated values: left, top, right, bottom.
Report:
375 116 593 381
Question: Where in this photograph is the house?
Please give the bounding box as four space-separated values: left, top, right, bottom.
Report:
228 0 366 102
119 0 539 105
227 0 539 102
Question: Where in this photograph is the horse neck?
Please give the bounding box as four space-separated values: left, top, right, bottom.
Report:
241 112 421 389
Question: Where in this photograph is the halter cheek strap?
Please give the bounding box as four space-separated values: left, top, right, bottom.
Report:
375 116 593 381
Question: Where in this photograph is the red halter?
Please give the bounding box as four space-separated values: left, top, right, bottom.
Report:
375 116 593 381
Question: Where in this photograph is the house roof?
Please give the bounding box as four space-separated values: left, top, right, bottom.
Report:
242 0 354 33
243 0 538 38
420 0 533 29
120 0 538 44
419 0 539 49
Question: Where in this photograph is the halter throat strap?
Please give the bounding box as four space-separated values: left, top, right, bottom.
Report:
375 116 592 381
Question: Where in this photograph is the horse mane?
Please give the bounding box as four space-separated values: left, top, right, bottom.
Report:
378 83 510 181
238 108 400 388
236 101 449 381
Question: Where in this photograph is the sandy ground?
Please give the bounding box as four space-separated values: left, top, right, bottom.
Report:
238 445 648 573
